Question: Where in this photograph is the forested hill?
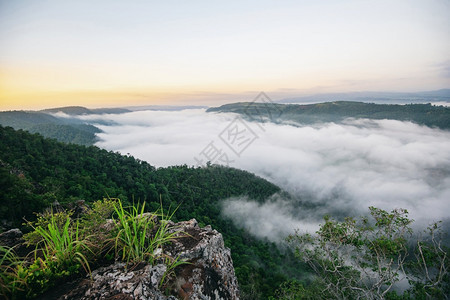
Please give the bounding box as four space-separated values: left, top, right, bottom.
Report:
41 106 130 115
0 125 302 298
207 101 450 129
0 111 100 145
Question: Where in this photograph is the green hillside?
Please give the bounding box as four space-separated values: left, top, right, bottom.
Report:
0 125 306 298
0 111 100 146
207 101 450 129
27 124 101 145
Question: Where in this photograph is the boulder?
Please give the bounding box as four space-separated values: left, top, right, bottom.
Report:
54 219 240 300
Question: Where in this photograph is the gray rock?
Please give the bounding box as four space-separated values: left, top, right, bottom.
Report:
166 219 240 299
59 263 171 300
0 228 31 259
0 228 23 248
57 219 240 300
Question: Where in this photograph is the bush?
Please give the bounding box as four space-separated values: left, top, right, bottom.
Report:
285 207 449 299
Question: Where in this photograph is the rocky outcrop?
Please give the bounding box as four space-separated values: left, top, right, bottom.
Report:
165 219 240 299
0 216 239 300
58 262 172 300
56 219 239 300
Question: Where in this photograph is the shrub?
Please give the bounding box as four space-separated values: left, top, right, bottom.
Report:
286 207 449 299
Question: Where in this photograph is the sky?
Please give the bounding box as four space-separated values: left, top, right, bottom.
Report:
1 0 449 110
58 109 450 241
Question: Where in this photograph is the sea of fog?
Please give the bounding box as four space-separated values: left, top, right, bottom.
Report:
67 109 450 242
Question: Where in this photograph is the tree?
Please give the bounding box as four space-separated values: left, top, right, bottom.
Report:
286 207 449 299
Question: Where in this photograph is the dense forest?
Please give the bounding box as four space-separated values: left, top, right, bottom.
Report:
207 101 450 129
0 125 307 299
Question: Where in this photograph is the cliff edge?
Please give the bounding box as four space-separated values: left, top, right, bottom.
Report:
0 218 240 300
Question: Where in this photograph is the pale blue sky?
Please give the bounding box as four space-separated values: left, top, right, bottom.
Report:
0 0 449 109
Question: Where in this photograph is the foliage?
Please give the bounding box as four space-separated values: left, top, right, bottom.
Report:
87 198 116 220
407 222 450 299
11 257 76 299
286 207 449 299
78 198 116 255
23 211 75 245
270 280 327 300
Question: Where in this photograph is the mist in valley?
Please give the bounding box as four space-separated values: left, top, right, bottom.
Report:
60 109 450 242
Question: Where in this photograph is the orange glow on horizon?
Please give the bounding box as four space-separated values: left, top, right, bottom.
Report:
0 64 282 110
0 85 266 110
0 64 322 110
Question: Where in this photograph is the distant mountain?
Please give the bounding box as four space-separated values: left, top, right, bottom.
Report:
42 106 131 115
207 101 450 129
0 111 63 128
0 105 136 145
0 110 100 145
279 89 450 104
124 105 209 111
41 106 93 115
42 105 211 113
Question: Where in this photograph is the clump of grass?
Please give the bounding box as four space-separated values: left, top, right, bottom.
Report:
112 200 181 265
0 246 23 298
31 213 92 276
112 199 191 291
24 211 73 245
13 210 94 298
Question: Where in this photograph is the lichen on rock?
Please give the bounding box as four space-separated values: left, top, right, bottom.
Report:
53 218 240 300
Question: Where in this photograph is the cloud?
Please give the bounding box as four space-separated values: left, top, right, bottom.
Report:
221 195 320 242
68 109 450 241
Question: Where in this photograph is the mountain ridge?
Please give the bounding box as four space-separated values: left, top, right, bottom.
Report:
278 88 450 104
207 100 450 129
41 106 131 115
